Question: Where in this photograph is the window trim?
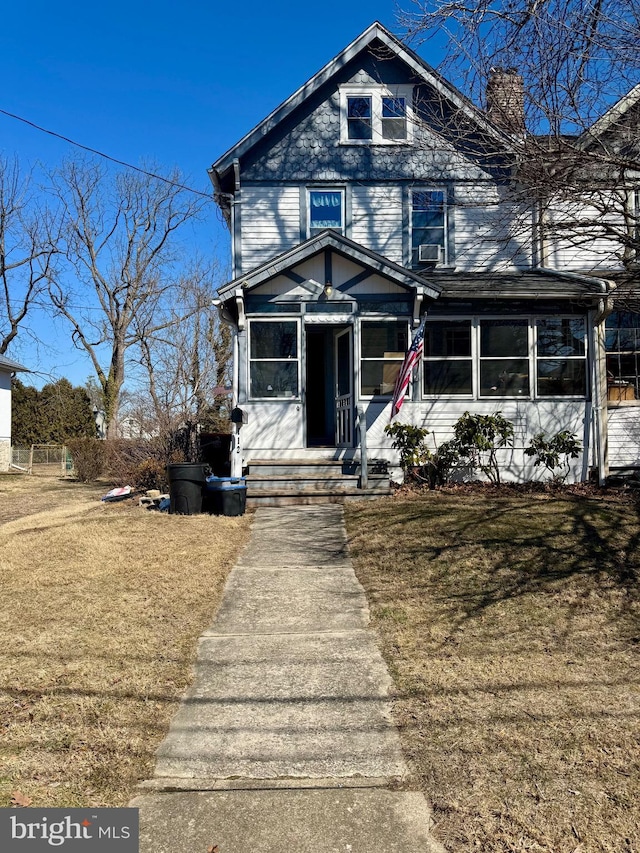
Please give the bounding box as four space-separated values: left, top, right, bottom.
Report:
339 84 414 146
410 186 448 267
307 187 346 239
248 318 301 401
422 318 474 398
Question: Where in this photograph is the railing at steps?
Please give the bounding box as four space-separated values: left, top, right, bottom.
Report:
357 405 368 490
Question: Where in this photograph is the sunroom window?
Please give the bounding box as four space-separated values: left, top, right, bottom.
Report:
423 320 472 395
536 317 586 397
360 320 408 396
479 319 530 397
249 320 299 399
605 311 640 401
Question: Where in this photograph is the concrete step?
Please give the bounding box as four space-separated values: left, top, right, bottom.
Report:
248 460 353 477
244 458 392 506
247 491 390 507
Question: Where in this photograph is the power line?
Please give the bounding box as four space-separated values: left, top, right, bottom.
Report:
0 107 214 200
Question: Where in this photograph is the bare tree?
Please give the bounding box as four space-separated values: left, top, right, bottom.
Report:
47 158 209 436
0 155 58 355
132 262 232 454
400 0 640 270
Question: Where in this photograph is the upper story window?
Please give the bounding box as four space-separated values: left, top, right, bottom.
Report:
340 85 414 145
308 189 344 237
411 189 446 267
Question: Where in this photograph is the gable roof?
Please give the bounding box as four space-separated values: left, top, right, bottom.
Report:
210 22 513 183
217 230 442 301
0 354 27 373
578 82 640 147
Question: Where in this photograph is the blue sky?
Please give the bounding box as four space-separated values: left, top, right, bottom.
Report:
1 0 447 387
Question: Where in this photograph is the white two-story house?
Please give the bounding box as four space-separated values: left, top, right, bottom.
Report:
210 22 639 491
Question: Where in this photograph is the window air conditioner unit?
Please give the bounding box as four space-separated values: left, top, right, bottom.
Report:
418 243 443 264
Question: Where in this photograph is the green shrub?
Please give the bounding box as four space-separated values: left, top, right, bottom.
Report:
67 438 106 482
384 423 430 472
453 412 514 485
524 430 582 482
384 422 460 487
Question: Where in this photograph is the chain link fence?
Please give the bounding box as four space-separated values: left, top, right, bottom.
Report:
11 445 73 475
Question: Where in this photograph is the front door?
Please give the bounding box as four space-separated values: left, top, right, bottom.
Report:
335 326 353 447
304 325 353 447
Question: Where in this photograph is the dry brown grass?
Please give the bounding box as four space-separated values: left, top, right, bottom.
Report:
345 486 640 853
0 473 251 808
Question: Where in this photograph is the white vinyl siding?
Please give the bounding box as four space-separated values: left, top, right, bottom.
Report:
453 184 532 271
351 185 403 263
544 196 626 271
240 186 300 273
608 407 640 467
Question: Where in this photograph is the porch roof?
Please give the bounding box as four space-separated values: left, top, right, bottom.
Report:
217 231 443 301
425 268 613 300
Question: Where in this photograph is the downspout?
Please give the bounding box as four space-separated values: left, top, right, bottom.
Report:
536 268 615 485
593 293 615 485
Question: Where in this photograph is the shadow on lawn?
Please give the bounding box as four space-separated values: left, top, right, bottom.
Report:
349 488 640 641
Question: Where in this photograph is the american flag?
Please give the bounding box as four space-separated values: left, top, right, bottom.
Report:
390 315 427 419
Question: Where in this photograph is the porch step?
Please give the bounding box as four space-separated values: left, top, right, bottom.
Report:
245 458 392 506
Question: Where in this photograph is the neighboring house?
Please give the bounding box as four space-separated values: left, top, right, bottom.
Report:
0 354 28 472
210 21 638 485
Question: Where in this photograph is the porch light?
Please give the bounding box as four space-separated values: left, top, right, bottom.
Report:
323 281 333 298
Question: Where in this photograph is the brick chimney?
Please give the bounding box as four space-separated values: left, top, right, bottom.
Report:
486 68 525 134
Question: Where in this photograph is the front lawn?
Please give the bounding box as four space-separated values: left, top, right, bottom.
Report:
0 474 251 807
346 486 639 853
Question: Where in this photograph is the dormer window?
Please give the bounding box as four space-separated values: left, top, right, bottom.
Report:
340 85 414 145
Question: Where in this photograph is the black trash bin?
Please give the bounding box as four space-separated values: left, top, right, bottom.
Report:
166 463 206 515
204 476 247 516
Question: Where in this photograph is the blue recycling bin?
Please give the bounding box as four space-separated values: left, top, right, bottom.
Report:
204 475 247 516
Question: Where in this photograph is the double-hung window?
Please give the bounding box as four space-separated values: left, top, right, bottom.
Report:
308 189 345 237
423 320 472 395
360 320 409 396
411 189 446 266
340 85 413 144
479 319 530 397
536 317 586 397
249 320 299 399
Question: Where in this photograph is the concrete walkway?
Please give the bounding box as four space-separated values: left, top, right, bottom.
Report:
132 506 443 853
